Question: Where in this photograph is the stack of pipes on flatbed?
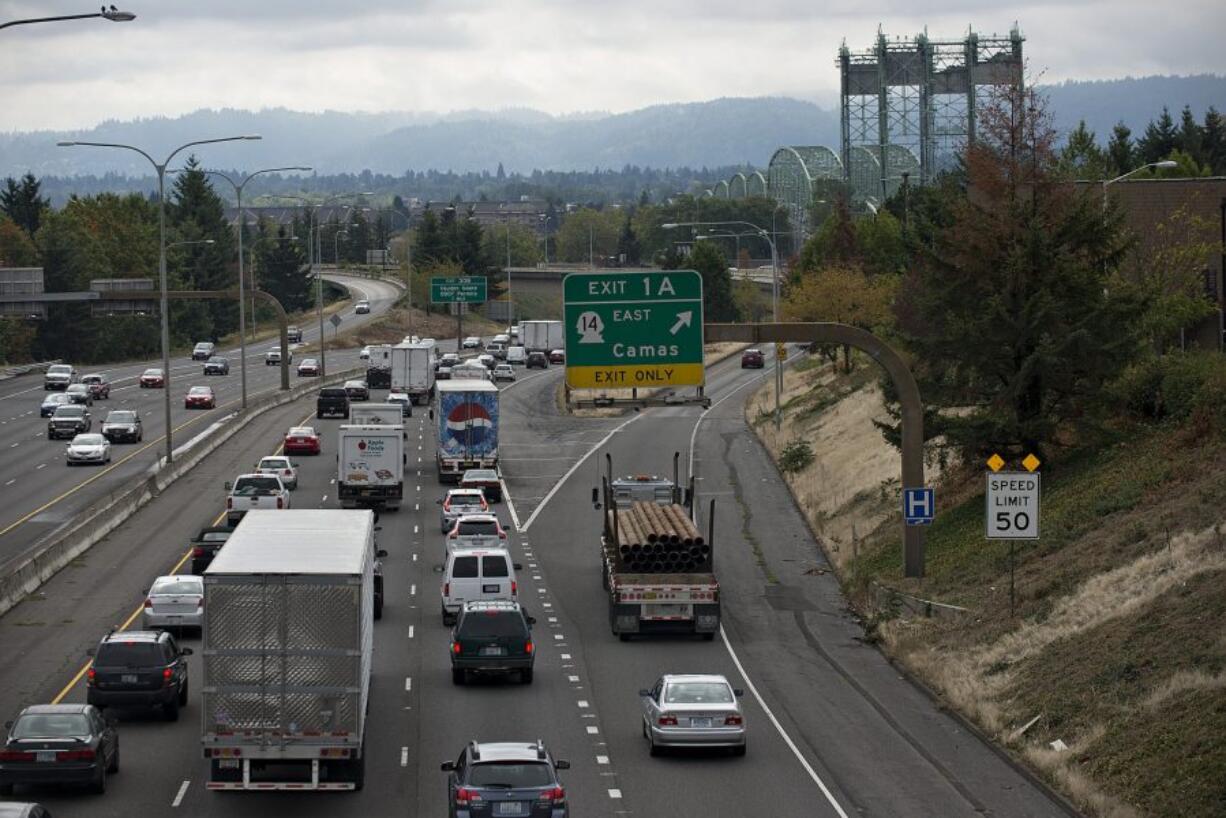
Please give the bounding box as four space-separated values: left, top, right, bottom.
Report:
608 502 711 574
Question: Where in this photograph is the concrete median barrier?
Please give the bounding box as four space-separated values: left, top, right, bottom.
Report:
0 367 363 617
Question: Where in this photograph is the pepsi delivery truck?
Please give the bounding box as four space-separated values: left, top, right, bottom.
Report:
436 380 499 483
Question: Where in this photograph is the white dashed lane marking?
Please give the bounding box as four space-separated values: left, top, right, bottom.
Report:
400 747 409 766
171 779 190 807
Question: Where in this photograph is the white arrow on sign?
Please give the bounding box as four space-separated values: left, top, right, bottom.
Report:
670 311 692 336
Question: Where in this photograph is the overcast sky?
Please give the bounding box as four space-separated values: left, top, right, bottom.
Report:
1 0 1223 132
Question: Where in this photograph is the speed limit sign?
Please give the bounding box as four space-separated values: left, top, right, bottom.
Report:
985 472 1040 539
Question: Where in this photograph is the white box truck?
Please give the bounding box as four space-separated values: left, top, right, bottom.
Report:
202 510 377 791
521 320 563 353
390 340 436 405
349 403 407 432
338 425 405 509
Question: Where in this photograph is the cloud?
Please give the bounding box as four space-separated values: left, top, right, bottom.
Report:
1 0 1222 131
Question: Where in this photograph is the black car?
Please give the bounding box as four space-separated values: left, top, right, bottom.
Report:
86 630 192 721
0 704 118 796
526 351 549 369
101 410 142 443
441 740 570 818
450 601 536 685
366 367 391 389
343 380 370 401
316 386 351 419
47 405 91 440
203 356 230 375
741 348 765 368
189 525 234 575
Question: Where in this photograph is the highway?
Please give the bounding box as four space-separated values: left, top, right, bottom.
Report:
0 346 1072 817
0 274 401 569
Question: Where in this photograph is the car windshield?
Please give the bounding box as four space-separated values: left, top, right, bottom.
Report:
44 394 69 405
68 384 87 391
54 406 85 418
459 611 527 639
189 387 211 395
208 357 226 363
233 476 281 494
259 458 290 470
301 359 317 366
289 428 315 437
73 435 105 446
467 761 553 788
321 388 347 398
82 375 103 383
151 578 202 595
458 520 498 536
664 681 735 704
451 493 484 507
345 381 364 389
95 642 163 667
200 532 230 543
144 369 162 377
106 412 136 423
11 713 91 739
463 470 497 481
48 365 72 375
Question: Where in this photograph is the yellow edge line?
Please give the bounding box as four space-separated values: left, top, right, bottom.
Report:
50 407 313 705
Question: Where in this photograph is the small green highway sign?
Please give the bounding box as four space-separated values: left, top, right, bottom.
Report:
562 270 704 389
430 276 487 304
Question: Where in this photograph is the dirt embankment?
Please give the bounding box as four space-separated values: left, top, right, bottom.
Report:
745 352 1226 818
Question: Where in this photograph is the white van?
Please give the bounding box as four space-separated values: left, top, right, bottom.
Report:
506 346 527 366
441 548 520 625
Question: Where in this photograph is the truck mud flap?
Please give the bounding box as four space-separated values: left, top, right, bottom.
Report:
610 601 640 636
694 603 721 633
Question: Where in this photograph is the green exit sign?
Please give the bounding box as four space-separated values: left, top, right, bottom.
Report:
562 270 704 389
430 276 487 304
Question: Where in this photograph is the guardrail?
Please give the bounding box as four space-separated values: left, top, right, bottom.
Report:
0 359 62 380
0 366 364 617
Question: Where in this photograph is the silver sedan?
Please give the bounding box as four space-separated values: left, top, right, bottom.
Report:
640 674 746 756
142 575 204 631
65 433 111 466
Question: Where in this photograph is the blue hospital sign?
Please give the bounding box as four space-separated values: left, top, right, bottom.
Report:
904 487 935 526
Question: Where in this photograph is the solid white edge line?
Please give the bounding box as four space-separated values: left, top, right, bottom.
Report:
171 779 191 807
502 479 521 530
519 412 643 532
720 625 850 817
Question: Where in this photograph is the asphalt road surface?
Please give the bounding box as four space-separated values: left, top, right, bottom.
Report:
0 347 1072 817
0 274 401 569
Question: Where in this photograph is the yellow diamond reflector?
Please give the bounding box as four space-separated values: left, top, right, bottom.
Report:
986 453 1005 472
1022 453 1041 473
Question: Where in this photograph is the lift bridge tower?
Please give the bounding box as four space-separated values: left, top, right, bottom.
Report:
839 25 1024 205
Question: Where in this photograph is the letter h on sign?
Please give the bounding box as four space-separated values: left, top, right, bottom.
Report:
904 488 934 526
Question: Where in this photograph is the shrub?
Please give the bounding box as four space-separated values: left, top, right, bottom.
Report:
1109 351 1226 422
779 440 815 473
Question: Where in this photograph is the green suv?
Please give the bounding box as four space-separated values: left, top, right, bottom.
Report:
450 601 536 685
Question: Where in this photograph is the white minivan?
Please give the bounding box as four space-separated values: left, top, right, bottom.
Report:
506 346 527 366
441 548 520 625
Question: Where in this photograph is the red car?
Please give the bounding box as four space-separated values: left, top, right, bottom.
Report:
284 426 321 455
81 373 112 399
548 349 565 364
140 368 165 388
297 358 320 377
184 385 216 409
741 348 765 369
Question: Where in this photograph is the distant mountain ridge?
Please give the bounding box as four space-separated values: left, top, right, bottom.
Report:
2 74 1221 179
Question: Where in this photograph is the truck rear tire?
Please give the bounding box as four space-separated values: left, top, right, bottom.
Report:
452 668 465 685
619 633 631 642
163 697 180 722
701 632 716 641
350 753 366 791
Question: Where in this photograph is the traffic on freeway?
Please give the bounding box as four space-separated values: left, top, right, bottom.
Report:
0 275 400 569
0 340 1071 817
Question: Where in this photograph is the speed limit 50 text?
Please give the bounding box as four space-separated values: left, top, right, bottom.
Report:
985 472 1040 540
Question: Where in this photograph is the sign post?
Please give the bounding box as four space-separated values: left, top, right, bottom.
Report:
562 270 704 390
986 453 1041 615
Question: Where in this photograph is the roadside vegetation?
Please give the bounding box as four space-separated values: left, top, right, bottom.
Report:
748 86 1226 817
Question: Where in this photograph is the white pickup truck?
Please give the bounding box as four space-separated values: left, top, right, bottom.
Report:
224 473 291 526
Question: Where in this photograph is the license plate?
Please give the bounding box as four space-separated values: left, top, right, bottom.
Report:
690 717 712 728
482 584 500 594
479 646 506 657
122 674 138 684
36 751 56 762
218 759 240 769
496 802 525 816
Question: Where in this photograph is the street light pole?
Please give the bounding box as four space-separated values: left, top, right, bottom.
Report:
1 7 135 30
506 221 514 329
58 134 261 465
202 166 311 409
1102 160 1179 212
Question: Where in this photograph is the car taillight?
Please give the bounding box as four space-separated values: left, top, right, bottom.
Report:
443 499 451 512
451 642 461 655
226 498 232 509
61 749 96 762
480 498 488 510
87 667 96 685
197 599 204 608
192 547 205 557
725 714 743 725
448 532 457 539
498 531 507 539
163 667 174 685
658 715 678 726
538 786 565 804
455 787 482 804
524 640 533 654
143 598 152 608
0 750 35 762
276 497 284 509
443 582 450 596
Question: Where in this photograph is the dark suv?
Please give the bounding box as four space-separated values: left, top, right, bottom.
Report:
441 740 570 818
450 601 536 685
740 348 765 368
526 351 549 369
316 386 351 419
86 630 192 721
48 405 91 439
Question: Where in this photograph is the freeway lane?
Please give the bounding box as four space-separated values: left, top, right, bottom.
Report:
0 274 400 567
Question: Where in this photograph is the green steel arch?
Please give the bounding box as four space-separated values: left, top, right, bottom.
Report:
747 171 767 197
714 180 730 199
728 172 747 199
767 146 843 240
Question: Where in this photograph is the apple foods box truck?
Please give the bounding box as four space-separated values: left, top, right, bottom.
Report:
202 510 375 791
337 425 405 509
436 379 499 483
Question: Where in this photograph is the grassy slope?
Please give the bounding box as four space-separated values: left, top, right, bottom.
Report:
749 355 1226 818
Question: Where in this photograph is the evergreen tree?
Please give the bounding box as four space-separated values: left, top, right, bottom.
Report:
0 173 49 236
1176 105 1204 166
0 217 39 266
1202 107 1226 176
257 225 311 312
1138 106 1177 164
413 209 445 265
688 240 739 322
617 217 641 265
456 217 486 276
1106 122 1135 176
169 156 237 338
1059 120 1109 179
